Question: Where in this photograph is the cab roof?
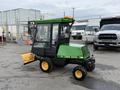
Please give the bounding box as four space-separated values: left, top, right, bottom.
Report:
30 17 74 24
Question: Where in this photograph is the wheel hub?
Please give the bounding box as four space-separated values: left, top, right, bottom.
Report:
41 61 49 71
75 70 83 78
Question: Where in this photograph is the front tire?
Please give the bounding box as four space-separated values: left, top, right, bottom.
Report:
40 58 53 73
73 66 87 81
78 35 82 40
93 44 99 50
72 36 76 39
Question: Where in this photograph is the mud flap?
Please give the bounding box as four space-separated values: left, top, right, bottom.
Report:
21 53 37 65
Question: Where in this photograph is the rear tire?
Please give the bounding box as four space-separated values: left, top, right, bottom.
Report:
73 66 87 81
40 58 53 73
86 62 95 72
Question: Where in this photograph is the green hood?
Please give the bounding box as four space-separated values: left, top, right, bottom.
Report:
57 43 90 60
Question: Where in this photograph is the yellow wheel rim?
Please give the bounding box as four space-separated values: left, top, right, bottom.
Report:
75 70 83 78
41 61 49 71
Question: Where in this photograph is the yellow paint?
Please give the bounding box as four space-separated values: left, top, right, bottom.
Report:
64 16 73 19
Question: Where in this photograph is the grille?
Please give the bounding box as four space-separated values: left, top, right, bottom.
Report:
77 33 81 35
98 34 117 40
98 42 116 44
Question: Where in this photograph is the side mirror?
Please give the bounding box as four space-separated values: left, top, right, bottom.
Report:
94 28 99 32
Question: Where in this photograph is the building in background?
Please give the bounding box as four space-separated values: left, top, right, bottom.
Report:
0 8 43 42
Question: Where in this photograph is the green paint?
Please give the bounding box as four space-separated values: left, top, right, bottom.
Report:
57 43 90 60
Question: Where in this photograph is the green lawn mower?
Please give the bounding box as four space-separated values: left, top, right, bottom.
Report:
22 16 95 81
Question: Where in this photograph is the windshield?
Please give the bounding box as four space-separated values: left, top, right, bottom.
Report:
86 26 99 31
101 24 120 30
61 24 70 38
71 25 86 30
36 24 51 42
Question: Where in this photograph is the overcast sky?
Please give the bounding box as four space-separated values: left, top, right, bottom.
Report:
0 0 120 19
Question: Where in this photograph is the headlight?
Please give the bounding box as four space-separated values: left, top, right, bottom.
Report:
117 34 120 39
71 32 76 35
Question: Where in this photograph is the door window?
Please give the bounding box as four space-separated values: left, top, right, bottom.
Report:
34 24 51 48
52 24 59 44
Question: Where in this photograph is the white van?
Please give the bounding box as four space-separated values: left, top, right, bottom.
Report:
83 19 100 43
71 22 87 39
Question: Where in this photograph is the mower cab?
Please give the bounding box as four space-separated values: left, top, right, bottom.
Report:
22 16 95 81
28 17 74 57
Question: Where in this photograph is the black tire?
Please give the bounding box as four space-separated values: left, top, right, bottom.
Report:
93 44 99 50
73 66 87 81
40 58 53 73
78 35 82 40
72 36 76 39
86 62 95 72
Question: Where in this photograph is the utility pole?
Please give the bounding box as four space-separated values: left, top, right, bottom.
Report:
64 11 66 17
72 8 75 18
35 9 37 20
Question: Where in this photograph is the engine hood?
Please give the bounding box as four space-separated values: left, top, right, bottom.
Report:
96 30 120 35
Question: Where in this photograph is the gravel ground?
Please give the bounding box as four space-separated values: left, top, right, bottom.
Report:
0 42 120 90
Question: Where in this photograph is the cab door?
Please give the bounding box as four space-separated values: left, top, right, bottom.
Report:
32 24 51 57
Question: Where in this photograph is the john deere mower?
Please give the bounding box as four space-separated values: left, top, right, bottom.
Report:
22 16 95 81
